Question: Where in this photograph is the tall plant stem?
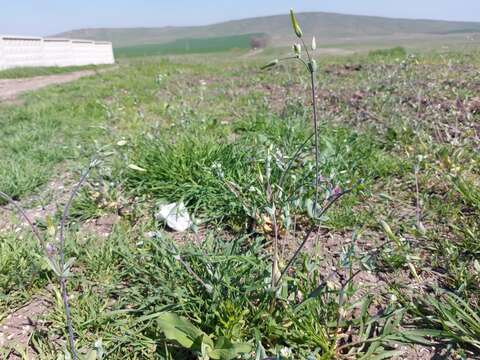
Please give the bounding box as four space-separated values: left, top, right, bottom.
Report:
60 277 77 359
57 160 96 360
299 38 320 217
310 69 320 216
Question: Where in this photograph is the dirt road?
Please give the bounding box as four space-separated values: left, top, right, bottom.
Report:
0 68 112 103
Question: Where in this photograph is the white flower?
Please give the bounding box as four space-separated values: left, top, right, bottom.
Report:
280 346 292 358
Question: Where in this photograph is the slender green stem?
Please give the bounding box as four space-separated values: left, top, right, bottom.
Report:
309 69 320 218
298 37 320 216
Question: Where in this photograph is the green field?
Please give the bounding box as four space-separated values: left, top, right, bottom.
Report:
1 31 479 359
114 33 264 57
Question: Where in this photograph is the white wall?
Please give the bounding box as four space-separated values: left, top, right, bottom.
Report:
0 36 115 70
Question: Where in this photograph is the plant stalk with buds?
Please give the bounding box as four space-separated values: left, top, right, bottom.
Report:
261 10 351 289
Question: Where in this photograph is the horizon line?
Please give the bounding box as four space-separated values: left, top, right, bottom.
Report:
52 10 480 35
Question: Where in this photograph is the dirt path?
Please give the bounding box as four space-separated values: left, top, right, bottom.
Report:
0 67 115 103
241 48 265 58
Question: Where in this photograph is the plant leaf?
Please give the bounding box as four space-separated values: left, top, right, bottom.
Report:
128 164 147 172
45 257 62 277
157 312 205 349
209 337 252 360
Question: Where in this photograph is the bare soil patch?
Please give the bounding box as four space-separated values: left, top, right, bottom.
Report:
0 297 51 359
0 171 73 234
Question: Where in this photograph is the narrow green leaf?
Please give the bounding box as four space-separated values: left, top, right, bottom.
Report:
128 164 147 172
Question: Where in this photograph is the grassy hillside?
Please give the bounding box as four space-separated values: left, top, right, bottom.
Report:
114 33 262 58
56 11 480 48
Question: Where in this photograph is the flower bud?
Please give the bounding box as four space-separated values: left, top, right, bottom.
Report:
290 9 303 38
308 59 318 73
46 243 56 256
261 59 279 70
293 43 302 57
312 36 317 50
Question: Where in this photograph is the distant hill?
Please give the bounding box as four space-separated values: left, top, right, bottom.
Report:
55 11 480 48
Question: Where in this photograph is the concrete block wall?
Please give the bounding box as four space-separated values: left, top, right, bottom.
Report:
0 36 115 70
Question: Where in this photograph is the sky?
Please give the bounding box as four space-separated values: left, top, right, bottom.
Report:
1 0 480 36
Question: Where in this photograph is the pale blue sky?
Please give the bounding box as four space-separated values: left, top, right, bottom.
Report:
2 0 480 36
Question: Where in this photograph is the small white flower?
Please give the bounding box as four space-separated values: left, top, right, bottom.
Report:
211 162 224 178
280 346 292 358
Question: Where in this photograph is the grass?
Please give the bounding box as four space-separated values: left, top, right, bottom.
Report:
0 43 479 359
114 33 264 58
367 46 407 60
0 65 106 79
0 60 176 202
120 117 402 232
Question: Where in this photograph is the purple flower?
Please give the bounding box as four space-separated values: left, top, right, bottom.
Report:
332 186 342 197
46 243 56 256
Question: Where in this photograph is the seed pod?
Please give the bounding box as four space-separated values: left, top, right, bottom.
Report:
311 36 317 50
308 59 318 73
261 59 279 70
293 43 302 57
290 9 303 38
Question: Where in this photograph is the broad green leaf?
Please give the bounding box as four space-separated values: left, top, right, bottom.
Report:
209 337 252 360
192 333 215 352
157 312 205 349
